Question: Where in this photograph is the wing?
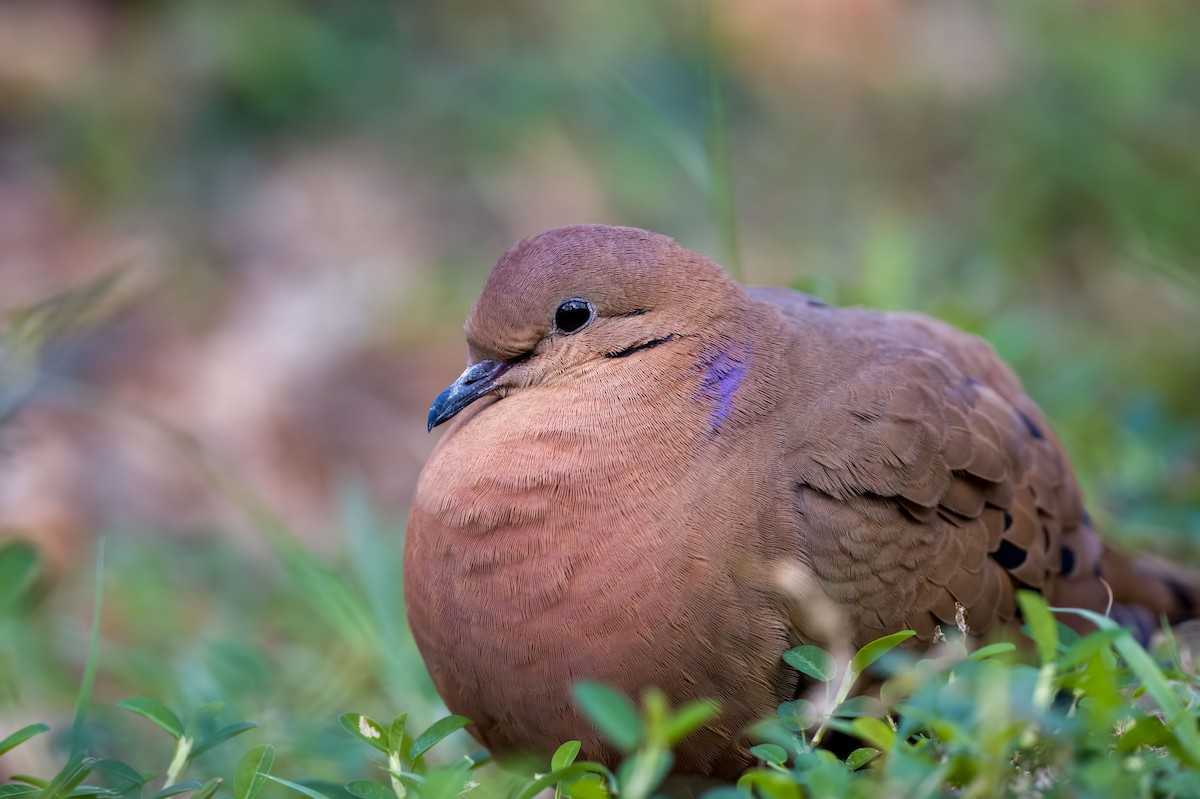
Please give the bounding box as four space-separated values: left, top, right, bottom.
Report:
762 296 1099 644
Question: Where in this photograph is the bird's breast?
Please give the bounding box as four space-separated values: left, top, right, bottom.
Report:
409 385 706 609
403 372 792 771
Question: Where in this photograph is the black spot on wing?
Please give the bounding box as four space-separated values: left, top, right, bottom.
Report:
994 539 1028 571
1017 410 1045 440
1060 546 1075 576
1168 579 1196 615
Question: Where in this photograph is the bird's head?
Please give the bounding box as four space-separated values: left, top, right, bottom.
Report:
427 224 741 431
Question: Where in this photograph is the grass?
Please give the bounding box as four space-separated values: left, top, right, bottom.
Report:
5 520 1200 798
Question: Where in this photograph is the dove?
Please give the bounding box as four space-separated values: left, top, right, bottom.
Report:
404 224 1199 777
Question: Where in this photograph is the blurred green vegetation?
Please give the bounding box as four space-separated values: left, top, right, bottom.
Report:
1 0 1198 786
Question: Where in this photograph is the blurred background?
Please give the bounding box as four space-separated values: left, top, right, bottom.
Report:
1 0 1198 781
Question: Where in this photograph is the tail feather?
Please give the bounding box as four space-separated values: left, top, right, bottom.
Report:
1096 545 1200 642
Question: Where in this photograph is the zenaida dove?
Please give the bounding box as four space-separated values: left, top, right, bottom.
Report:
405 224 1199 777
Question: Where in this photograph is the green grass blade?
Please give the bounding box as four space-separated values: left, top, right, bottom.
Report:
0 723 50 756
70 539 106 755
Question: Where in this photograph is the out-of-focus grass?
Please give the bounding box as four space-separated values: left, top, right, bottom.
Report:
1 0 1198 782
1 483 446 779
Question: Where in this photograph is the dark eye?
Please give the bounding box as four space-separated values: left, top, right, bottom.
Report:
554 298 594 334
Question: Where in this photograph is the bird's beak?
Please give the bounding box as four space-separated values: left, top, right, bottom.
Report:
427 359 513 431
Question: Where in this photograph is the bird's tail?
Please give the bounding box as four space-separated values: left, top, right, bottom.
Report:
1096 545 1200 642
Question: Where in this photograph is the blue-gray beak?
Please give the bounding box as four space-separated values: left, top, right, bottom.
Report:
427 359 512 431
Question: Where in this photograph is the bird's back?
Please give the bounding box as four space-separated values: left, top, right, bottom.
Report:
751 286 1194 645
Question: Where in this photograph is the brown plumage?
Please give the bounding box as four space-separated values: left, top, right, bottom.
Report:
404 224 1200 777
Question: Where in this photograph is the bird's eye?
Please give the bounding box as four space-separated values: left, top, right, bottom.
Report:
554 299 594 334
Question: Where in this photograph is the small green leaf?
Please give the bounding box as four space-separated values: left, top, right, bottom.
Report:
551 741 582 771
345 781 393 799
561 774 608 799
736 770 801 799
387 713 410 763
515 763 618 799
662 700 719 746
38 755 96 799
11 777 47 788
190 778 222 799
191 721 258 758
409 715 472 761
147 782 203 799
749 744 787 765
847 718 894 752
572 682 641 752
0 723 50 756
1017 591 1059 664
0 787 39 798
968 642 1017 661
616 748 672 799
91 760 145 788
850 631 916 674
264 776 332 799
183 702 225 742
642 690 669 738
415 766 470 799
776 700 815 731
699 789 748 799
1115 714 1173 752
844 747 881 771
339 713 390 753
1058 628 1125 669
118 699 184 740
830 695 878 719
234 744 274 799
782 645 836 682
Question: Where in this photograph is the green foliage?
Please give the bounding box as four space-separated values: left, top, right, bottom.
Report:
0 723 48 756
6 569 1200 798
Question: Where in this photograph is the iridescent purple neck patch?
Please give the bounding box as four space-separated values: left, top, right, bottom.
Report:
698 347 748 431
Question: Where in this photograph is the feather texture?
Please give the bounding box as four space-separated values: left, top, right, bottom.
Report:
405 224 1200 778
